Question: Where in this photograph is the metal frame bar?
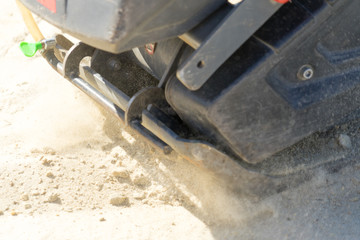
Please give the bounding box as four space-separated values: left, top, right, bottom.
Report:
177 0 282 90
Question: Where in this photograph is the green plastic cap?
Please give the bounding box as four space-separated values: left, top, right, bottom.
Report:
19 41 43 57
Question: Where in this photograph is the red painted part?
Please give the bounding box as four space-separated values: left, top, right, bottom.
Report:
274 0 289 3
145 43 157 55
37 0 56 13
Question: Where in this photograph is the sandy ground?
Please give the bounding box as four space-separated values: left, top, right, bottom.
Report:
0 1 360 239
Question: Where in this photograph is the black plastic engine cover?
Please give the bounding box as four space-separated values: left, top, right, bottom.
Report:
19 0 224 53
166 0 360 163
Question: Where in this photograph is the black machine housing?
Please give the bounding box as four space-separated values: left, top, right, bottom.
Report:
20 0 360 168
167 0 360 163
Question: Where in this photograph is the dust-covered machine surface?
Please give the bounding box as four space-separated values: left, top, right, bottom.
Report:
17 0 360 195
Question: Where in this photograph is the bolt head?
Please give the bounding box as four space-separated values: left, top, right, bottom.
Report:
107 59 121 71
297 65 314 81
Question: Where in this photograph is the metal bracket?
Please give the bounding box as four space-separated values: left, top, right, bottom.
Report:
126 87 172 154
54 34 74 62
63 42 95 77
177 0 283 91
158 42 185 88
126 87 166 125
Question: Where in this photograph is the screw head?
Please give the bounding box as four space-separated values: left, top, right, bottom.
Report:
297 65 314 81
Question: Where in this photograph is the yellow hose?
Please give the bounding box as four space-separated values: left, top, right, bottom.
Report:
16 0 44 41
